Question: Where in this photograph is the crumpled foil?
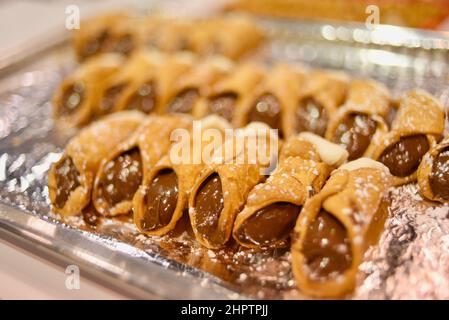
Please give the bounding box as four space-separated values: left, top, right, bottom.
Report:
1 20 449 299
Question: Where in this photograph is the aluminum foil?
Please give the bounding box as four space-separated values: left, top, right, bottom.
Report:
1 18 449 299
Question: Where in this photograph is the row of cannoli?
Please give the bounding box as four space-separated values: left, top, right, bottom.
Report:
48 110 397 297
73 13 264 61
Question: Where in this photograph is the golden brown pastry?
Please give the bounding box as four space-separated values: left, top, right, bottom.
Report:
372 89 445 186
163 57 235 117
283 69 349 137
418 137 449 203
325 79 391 161
96 50 165 117
291 158 392 298
52 53 124 127
113 52 196 114
92 115 192 217
188 122 279 249
233 63 305 137
133 115 233 236
233 132 348 249
200 63 265 122
48 111 145 216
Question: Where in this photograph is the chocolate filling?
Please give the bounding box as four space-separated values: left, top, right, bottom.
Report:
167 88 199 114
302 209 352 280
247 94 282 135
429 148 449 200
96 148 142 209
53 157 81 209
113 34 134 55
126 81 157 113
208 92 237 122
235 202 301 247
332 113 377 161
378 134 429 177
99 83 126 113
140 169 179 231
295 97 328 136
60 82 85 116
82 30 109 58
193 173 224 243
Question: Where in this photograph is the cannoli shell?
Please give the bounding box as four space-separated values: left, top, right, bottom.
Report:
291 162 392 297
48 111 145 217
92 115 192 216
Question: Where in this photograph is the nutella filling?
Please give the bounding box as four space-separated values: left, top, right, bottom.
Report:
53 157 81 209
302 209 352 280
141 169 179 231
167 88 199 114
332 113 377 161
429 147 449 200
99 83 126 113
60 82 85 116
208 92 237 122
126 81 157 113
96 148 142 209
295 97 328 136
378 134 429 177
236 202 301 247
193 173 224 243
247 94 282 135
83 30 109 58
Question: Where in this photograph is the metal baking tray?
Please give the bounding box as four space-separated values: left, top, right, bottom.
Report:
1 13 449 299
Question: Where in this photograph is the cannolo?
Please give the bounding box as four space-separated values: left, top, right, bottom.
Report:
96 50 164 117
149 18 196 52
325 79 391 160
73 13 131 61
92 115 192 217
284 70 349 137
233 132 348 249
114 52 196 114
164 57 235 117
52 53 124 127
190 16 264 59
48 111 145 216
373 89 445 186
291 158 392 298
233 64 305 137
418 137 449 203
133 115 233 236
201 63 265 122
188 122 279 249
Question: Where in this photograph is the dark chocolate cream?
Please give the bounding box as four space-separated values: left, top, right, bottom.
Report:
247 94 282 135
332 113 377 161
96 148 142 208
82 30 109 59
53 156 81 209
378 134 429 177
429 147 449 200
60 82 85 116
295 97 328 136
167 88 199 114
113 34 134 55
302 209 352 280
140 169 179 231
99 83 126 113
208 92 238 122
126 81 157 113
235 202 301 247
193 173 224 244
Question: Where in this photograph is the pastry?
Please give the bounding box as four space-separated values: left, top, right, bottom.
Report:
133 115 232 236
92 115 192 216
233 132 348 249
52 53 124 127
164 57 235 117
325 79 391 160
373 89 444 186
418 137 449 203
291 158 392 297
48 111 145 216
